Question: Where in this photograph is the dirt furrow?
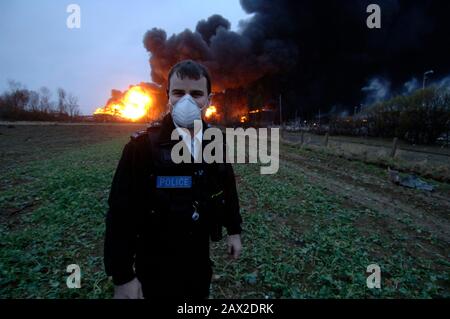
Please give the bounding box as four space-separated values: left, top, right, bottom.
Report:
279 151 450 244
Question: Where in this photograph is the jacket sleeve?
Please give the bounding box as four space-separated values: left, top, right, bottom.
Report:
222 162 243 235
104 141 139 285
220 133 242 235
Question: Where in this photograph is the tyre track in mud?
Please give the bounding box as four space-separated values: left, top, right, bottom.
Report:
279 146 450 246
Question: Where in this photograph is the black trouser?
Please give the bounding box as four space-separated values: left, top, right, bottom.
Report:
136 221 213 299
139 258 213 299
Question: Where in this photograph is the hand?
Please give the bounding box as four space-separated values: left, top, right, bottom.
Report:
113 277 144 299
227 234 242 260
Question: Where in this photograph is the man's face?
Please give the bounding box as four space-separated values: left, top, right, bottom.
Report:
168 73 210 112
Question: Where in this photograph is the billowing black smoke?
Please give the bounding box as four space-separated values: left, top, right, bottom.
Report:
143 0 450 120
143 12 298 93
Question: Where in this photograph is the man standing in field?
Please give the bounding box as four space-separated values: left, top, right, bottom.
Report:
104 60 243 299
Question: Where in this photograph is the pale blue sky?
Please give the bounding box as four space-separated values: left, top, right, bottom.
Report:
0 0 250 114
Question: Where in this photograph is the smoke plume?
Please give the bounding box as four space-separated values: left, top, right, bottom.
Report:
143 0 450 120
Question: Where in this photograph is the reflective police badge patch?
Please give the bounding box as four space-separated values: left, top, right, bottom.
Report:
156 176 192 188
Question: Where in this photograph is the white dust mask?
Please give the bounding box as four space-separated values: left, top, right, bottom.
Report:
171 94 202 129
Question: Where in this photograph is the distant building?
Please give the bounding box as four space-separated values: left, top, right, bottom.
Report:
248 109 277 127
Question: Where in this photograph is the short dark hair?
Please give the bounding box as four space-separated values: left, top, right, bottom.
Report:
167 60 212 95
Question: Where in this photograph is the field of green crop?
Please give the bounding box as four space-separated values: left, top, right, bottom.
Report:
0 124 449 298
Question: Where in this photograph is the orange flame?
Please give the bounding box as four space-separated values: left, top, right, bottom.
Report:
94 86 152 121
205 105 217 119
249 107 270 114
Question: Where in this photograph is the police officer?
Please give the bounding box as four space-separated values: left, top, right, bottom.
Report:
104 60 243 299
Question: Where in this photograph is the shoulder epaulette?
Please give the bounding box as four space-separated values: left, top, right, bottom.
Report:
130 121 162 141
130 130 148 141
147 121 162 130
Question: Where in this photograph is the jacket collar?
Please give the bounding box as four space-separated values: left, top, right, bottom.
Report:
157 112 210 146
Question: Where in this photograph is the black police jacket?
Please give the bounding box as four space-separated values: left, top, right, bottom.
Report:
104 113 242 285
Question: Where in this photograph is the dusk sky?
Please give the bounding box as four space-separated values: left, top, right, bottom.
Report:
0 0 251 114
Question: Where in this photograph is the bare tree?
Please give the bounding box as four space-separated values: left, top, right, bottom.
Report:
1 81 82 121
67 93 80 118
27 90 40 112
6 80 29 111
57 88 68 115
7 79 25 93
39 87 53 113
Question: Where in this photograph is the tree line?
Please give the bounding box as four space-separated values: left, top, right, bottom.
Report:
328 86 450 145
0 80 81 121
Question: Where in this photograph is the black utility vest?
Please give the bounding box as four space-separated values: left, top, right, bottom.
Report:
144 129 226 242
